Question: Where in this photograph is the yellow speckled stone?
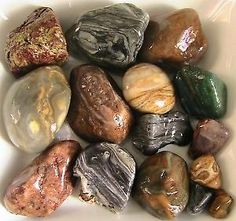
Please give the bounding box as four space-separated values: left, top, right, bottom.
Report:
122 63 175 114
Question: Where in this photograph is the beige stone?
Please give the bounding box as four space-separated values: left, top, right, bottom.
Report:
190 154 222 189
122 63 175 114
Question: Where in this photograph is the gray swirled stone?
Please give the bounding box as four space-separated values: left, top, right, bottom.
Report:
132 112 193 155
67 3 149 67
73 142 136 212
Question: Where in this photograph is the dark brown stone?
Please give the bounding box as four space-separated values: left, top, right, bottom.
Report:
68 64 133 144
208 189 233 218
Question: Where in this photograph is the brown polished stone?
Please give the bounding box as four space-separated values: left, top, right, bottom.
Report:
190 154 222 189
140 8 208 64
208 189 233 218
133 151 189 220
68 64 133 144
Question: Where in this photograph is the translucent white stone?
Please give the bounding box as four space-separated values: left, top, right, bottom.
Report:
3 66 71 153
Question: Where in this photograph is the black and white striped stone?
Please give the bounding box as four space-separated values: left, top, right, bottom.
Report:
73 142 136 212
68 3 149 68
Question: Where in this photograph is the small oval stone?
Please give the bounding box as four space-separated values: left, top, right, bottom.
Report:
208 189 233 218
133 151 189 220
190 154 222 189
189 119 230 159
73 142 136 212
132 112 193 155
67 3 149 68
3 66 71 153
68 64 133 144
175 65 227 119
187 181 213 215
122 63 175 114
139 8 208 64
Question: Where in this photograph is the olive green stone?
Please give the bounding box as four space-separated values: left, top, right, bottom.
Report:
175 65 227 119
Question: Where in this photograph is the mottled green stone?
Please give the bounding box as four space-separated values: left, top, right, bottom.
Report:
175 65 227 119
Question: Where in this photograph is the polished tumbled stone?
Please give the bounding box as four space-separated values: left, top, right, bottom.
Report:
190 154 222 189
133 151 189 220
67 3 149 68
132 112 193 155
123 63 175 114
3 66 71 153
208 189 233 218
175 65 227 119
189 119 230 159
187 181 213 215
73 142 136 213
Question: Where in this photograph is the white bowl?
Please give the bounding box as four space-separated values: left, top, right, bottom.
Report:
0 0 235 220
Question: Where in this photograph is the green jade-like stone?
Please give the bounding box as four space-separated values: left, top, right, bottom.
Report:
175 65 227 119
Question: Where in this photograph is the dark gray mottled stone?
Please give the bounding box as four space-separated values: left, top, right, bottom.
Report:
132 112 193 155
73 142 136 212
187 181 213 215
67 3 149 67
